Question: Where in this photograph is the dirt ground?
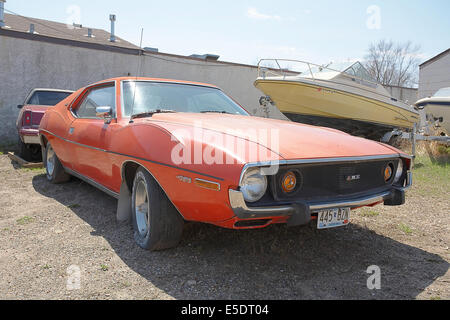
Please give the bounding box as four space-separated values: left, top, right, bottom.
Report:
0 153 448 300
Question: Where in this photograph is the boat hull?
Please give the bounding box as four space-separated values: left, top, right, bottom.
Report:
416 97 450 134
283 113 396 141
422 103 450 133
255 79 419 135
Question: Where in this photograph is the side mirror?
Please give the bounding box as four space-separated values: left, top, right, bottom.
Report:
17 104 23 109
96 106 113 124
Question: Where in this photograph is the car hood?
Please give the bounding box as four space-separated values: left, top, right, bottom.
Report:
143 113 401 160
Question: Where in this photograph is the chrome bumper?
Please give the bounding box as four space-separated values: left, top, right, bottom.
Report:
22 135 41 145
229 171 412 220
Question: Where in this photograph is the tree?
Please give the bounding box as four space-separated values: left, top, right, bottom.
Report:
364 40 421 88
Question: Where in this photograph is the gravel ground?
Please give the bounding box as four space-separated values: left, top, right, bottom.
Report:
0 154 448 300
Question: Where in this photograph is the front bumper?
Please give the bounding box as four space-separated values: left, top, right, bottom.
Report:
229 171 412 225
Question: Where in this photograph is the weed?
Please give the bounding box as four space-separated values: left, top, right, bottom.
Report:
17 216 34 225
399 223 413 235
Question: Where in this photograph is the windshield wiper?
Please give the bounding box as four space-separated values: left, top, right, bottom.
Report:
200 110 231 114
131 109 177 120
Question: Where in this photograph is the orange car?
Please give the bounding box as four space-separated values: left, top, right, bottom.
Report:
39 77 412 251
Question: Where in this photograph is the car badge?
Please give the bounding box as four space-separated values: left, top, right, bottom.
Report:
346 174 361 182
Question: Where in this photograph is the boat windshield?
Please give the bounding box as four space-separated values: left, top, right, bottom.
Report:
307 61 376 83
122 81 249 117
433 87 450 97
341 62 376 83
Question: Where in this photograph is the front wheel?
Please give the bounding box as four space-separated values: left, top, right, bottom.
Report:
43 142 70 184
131 168 184 251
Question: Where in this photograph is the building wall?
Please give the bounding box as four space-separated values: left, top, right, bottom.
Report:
384 85 418 104
418 51 450 99
0 35 286 142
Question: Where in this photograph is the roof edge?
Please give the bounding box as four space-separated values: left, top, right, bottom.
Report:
419 48 450 68
0 28 142 55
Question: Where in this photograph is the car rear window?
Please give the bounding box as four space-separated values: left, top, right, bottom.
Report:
27 91 72 106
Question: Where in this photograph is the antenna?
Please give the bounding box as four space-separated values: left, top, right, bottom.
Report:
129 28 144 123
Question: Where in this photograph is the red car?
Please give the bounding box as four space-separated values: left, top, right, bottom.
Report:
39 77 412 251
16 88 73 161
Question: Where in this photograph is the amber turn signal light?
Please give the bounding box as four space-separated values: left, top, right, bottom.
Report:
281 171 297 193
384 165 393 182
194 178 221 191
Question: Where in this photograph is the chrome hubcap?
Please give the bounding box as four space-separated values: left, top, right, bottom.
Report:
46 146 55 176
135 179 149 237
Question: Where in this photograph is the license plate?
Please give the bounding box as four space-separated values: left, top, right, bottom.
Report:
317 208 350 229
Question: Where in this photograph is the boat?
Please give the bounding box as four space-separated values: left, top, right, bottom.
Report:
254 59 420 141
415 87 450 134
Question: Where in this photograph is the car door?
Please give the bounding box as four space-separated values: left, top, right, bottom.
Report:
68 82 116 190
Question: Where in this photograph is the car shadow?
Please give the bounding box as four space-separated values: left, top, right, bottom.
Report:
32 174 449 300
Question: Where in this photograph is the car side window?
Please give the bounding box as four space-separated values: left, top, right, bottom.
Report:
75 85 115 118
27 92 39 105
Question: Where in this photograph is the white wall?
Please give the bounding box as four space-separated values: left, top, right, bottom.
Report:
384 85 418 104
0 35 286 142
418 52 450 99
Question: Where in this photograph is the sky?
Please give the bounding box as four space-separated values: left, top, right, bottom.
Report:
4 0 450 66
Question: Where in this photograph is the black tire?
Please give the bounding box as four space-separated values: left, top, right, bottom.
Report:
131 167 184 251
18 138 33 162
29 144 43 162
43 142 70 184
388 134 403 148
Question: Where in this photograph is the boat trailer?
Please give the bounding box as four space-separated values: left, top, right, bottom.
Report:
382 123 450 157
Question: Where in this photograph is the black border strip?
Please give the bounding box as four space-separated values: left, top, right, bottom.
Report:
40 129 225 182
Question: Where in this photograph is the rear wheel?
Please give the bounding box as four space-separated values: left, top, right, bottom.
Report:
131 168 184 251
29 144 42 162
43 142 70 184
18 138 33 162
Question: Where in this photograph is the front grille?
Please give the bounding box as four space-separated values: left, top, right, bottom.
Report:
270 159 399 202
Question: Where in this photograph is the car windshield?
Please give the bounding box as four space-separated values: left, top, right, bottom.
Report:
433 87 450 97
122 81 249 117
27 91 72 106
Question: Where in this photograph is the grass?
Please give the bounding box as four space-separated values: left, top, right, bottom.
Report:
100 264 109 272
360 209 380 217
118 281 132 289
399 223 413 235
16 216 35 225
412 154 450 197
437 145 450 155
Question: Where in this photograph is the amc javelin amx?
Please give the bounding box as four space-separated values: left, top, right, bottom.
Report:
39 77 412 251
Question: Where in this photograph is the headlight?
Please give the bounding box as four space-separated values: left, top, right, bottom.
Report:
240 168 268 203
394 160 404 183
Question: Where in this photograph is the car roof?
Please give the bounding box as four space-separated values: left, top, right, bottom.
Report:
93 77 220 89
31 88 75 93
